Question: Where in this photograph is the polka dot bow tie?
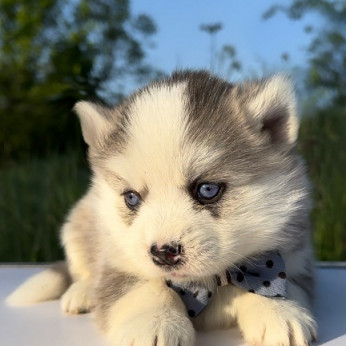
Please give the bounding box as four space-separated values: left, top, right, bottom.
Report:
167 252 286 318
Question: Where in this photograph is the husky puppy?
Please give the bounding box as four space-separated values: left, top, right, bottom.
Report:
7 70 317 345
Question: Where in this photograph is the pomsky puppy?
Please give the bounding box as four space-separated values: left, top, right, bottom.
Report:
7 70 317 345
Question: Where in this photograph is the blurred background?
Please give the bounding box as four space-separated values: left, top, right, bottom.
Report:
0 0 345 262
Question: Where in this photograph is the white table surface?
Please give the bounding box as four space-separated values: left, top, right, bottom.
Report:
1 265 345 345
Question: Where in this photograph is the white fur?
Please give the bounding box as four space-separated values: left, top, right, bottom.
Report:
6 266 69 306
193 284 317 345
61 279 94 314
74 101 112 147
60 192 97 281
105 280 195 346
248 75 299 144
232 289 316 345
111 83 190 186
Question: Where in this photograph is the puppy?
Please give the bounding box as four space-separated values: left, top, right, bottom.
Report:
7 70 317 345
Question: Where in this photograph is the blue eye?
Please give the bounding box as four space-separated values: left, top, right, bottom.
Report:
124 191 141 209
197 183 223 203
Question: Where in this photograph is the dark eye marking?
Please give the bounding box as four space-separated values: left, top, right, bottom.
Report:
123 190 141 209
190 181 225 205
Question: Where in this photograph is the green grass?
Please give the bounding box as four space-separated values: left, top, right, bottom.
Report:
0 108 345 262
0 151 89 262
299 109 346 261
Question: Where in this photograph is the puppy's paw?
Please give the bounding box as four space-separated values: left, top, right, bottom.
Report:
61 280 94 314
107 308 195 346
237 297 317 346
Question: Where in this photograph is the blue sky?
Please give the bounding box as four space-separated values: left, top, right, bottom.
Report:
131 0 320 81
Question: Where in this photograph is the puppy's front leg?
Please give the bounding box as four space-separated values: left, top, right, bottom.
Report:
94 277 195 346
233 289 317 346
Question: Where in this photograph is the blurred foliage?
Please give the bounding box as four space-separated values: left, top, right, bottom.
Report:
199 22 242 79
263 0 346 107
299 109 346 260
264 0 346 261
0 151 88 261
200 22 223 72
0 0 160 164
218 44 242 79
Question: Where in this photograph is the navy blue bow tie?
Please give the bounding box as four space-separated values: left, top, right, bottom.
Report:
167 252 286 318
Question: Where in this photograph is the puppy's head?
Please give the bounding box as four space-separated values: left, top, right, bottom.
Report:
75 71 309 282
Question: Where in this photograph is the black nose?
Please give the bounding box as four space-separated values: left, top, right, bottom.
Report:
150 243 183 266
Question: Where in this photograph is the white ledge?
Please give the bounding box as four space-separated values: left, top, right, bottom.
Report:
1 265 345 345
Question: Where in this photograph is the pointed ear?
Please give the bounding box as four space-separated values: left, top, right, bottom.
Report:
73 101 112 147
246 75 299 148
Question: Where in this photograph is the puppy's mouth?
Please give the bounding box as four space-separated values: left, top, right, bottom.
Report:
151 256 185 271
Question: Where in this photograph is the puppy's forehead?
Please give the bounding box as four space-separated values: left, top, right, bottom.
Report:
115 82 191 186
113 74 231 186
129 81 188 153
109 72 251 188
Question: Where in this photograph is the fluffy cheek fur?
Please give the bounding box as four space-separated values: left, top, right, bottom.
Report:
219 171 309 260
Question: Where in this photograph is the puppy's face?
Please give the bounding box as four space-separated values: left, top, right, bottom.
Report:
75 71 309 282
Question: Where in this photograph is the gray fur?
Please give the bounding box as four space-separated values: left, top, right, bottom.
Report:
51 261 72 284
289 272 315 305
93 268 140 331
